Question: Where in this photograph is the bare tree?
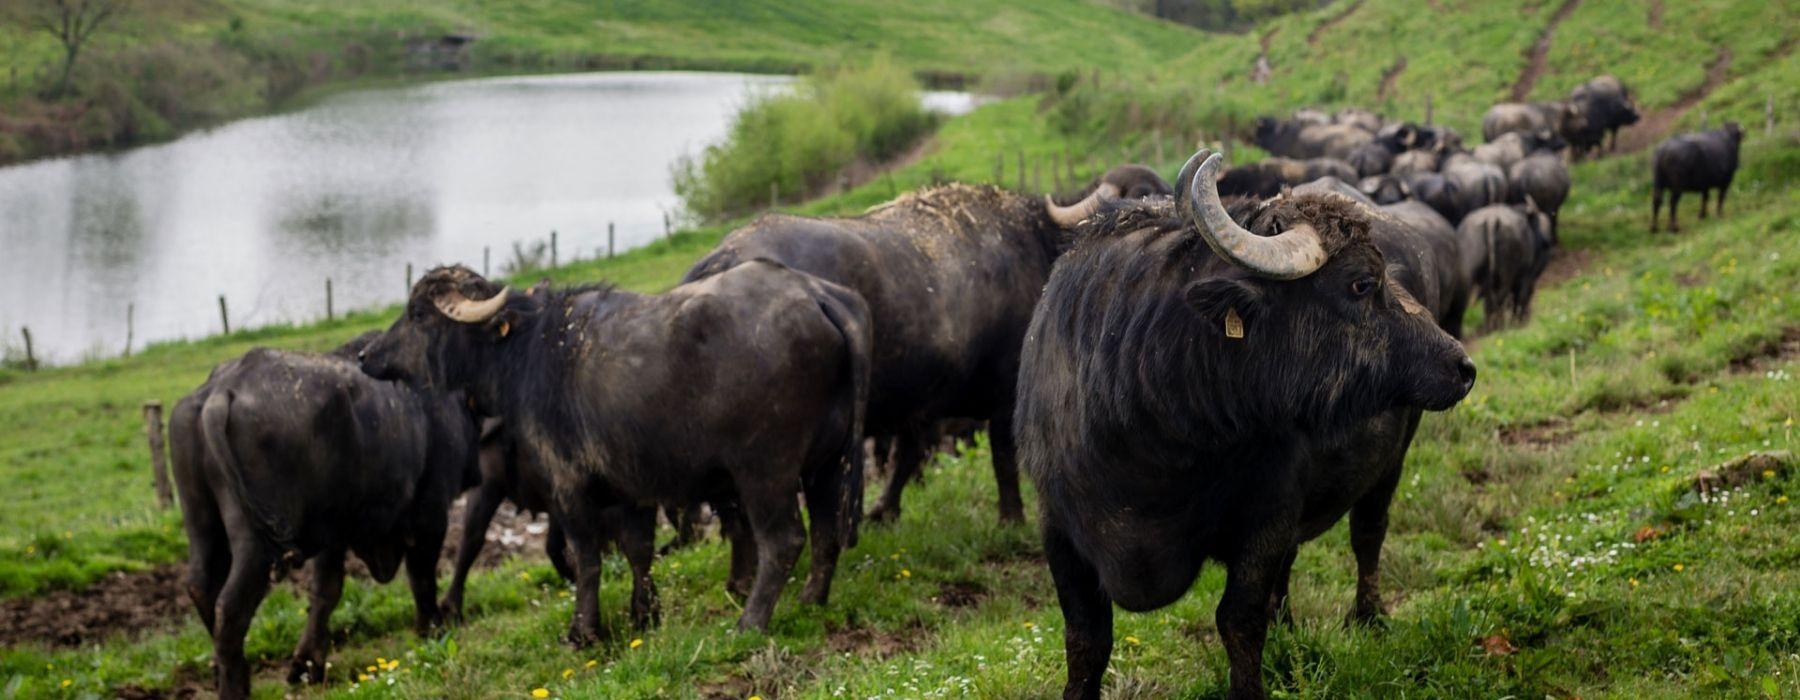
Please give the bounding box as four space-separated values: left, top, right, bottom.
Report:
8 0 129 97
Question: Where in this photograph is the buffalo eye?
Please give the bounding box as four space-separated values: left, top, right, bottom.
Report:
1350 277 1378 298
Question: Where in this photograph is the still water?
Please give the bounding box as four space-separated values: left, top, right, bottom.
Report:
0 72 978 364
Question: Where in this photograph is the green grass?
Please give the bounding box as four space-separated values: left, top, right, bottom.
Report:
4 0 1800 697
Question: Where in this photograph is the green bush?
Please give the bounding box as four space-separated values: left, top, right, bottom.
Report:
674 56 939 222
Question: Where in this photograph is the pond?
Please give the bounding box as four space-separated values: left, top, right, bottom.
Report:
0 71 979 364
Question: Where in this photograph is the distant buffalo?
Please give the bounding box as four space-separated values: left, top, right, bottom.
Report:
1335 107 1384 133
1346 141 1396 177
1359 174 1409 205
1508 153 1571 235
1652 123 1744 233
1020 150 1475 700
1473 129 1566 172
172 335 476 700
1482 101 1588 144
1443 160 1509 223
1217 157 1357 198
1406 172 1462 224
1254 117 1375 160
1388 149 1439 178
1459 200 1556 328
1569 75 1641 156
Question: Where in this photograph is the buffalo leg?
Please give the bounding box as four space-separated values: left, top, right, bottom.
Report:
988 411 1025 524
718 502 756 599
1265 548 1300 627
545 519 575 583
1698 189 1709 219
288 549 344 685
799 455 846 605
404 513 448 637
1045 523 1111 700
1650 185 1662 233
868 426 927 523
735 483 807 631
1668 191 1681 232
439 482 506 623
182 498 230 637
1350 470 1404 624
1218 541 1296 700
1717 182 1730 217
558 500 610 647
211 543 273 700
612 506 661 629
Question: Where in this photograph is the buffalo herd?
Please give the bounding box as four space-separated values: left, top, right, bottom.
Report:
169 70 1749 699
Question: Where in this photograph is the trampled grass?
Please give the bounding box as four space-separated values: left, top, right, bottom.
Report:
3 0 1800 697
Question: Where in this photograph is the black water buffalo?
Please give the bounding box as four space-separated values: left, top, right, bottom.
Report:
1218 157 1357 198
1388 149 1439 178
1335 107 1384 133
1652 122 1744 233
1253 117 1375 160
1482 101 1588 143
1378 122 1463 154
1406 172 1461 223
1358 174 1409 205
1569 75 1640 156
1020 150 1475 700
1473 129 1566 172
1443 160 1509 222
436 417 581 622
1508 152 1571 234
683 168 1166 525
1458 201 1555 328
1345 142 1395 177
170 335 476 700
359 262 872 636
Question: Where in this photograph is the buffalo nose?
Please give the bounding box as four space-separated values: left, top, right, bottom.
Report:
1457 356 1478 386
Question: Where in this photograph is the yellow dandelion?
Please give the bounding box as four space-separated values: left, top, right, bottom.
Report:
1125 636 1141 646
1673 563 1685 572
585 659 598 669
532 688 550 699
671 561 681 569
385 659 400 670
519 571 532 582
1763 470 1777 479
60 679 72 688
889 553 899 560
377 657 386 665
1023 621 1036 629
558 590 570 598
1629 578 1639 587
562 668 575 679
367 665 378 673
358 674 370 683
901 569 912 578
1779 496 1790 504
750 696 764 700
630 638 644 649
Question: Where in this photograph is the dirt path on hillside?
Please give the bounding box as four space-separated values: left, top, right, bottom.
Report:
1510 0 1583 102
1377 56 1408 101
1647 0 1664 29
1307 0 1364 46
1614 48 1734 152
0 497 549 648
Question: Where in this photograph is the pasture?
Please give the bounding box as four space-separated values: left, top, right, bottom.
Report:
2 0 1798 697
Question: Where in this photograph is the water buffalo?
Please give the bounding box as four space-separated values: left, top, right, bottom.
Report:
1508 152 1571 235
1253 117 1375 160
1388 149 1439 178
1345 142 1396 177
1473 129 1566 171
1482 101 1588 143
1458 200 1555 328
1569 75 1640 156
1358 174 1409 205
359 261 872 636
1652 122 1744 233
1406 172 1462 224
170 336 477 700
1335 107 1384 133
1218 157 1358 199
683 168 1166 525
1020 150 1475 700
1443 160 1509 222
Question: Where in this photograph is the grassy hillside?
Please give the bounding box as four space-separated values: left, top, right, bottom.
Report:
3 0 1799 697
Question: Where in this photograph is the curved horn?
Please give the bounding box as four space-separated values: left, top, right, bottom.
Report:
1179 151 1329 280
1044 183 1119 227
434 286 511 324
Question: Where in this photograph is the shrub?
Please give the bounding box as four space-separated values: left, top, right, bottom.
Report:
674 56 939 222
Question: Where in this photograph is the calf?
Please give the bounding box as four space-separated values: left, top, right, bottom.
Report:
1652 122 1744 233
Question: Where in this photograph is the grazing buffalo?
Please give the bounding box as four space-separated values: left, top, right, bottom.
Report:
1458 201 1555 328
1218 157 1357 198
1406 172 1462 224
1358 174 1409 205
1482 101 1588 143
1346 142 1395 177
1652 122 1744 233
359 262 872 636
1473 129 1566 171
683 168 1166 524
1253 117 1375 160
170 335 477 700
1020 150 1475 700
1569 75 1640 156
1508 152 1571 235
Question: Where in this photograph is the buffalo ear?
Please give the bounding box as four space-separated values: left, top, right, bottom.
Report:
1184 278 1264 338
486 309 524 340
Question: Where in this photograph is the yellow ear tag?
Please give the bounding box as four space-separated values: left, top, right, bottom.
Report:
1224 308 1244 339
497 319 511 338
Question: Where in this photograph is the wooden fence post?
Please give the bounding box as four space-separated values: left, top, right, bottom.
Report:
405 263 413 293
144 401 172 509
608 222 616 259
1016 149 1025 191
550 230 558 269
663 211 672 240
325 278 334 321
125 303 134 357
19 326 35 371
483 246 490 276
217 295 230 335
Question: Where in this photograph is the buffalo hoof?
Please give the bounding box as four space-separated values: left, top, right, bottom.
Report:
565 625 607 649
286 655 325 685
436 598 465 627
1347 606 1389 629
866 503 900 524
